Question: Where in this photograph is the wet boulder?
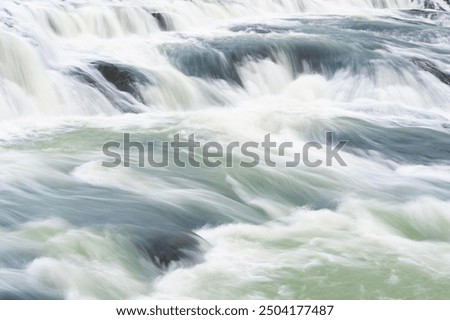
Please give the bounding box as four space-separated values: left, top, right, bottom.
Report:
137 230 208 269
91 61 151 102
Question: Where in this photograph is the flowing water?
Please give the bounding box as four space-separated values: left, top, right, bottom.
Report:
1 0 450 299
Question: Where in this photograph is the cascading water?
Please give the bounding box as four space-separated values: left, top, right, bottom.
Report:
1 0 450 299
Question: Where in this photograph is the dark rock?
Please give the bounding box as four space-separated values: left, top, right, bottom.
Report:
151 12 171 31
137 231 207 269
69 61 154 113
423 0 445 10
91 61 151 101
412 58 450 86
69 64 147 113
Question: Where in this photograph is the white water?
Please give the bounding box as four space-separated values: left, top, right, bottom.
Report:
1 0 450 299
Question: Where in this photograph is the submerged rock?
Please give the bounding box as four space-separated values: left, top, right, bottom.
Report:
151 12 171 31
423 0 445 10
91 61 151 102
137 231 208 269
69 61 153 113
412 58 450 86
